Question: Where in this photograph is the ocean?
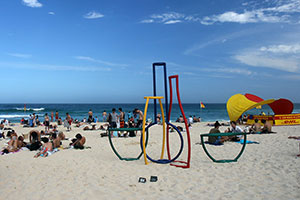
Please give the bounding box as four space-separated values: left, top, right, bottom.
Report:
1 103 300 123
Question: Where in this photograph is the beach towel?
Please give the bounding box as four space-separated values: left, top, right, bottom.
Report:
40 148 59 157
204 141 224 146
235 139 259 144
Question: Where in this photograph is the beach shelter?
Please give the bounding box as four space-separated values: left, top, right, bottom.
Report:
226 94 275 121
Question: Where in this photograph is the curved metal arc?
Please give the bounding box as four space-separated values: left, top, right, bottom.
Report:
200 133 248 163
108 128 149 161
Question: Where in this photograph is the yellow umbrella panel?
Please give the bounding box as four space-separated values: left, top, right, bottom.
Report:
226 94 275 122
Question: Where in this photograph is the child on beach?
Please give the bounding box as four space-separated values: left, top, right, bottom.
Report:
288 136 300 157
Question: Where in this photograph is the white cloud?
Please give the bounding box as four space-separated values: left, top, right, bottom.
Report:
142 1 300 25
7 53 32 58
22 0 42 8
48 12 55 15
83 11 104 19
260 44 300 53
140 12 186 24
75 56 128 67
164 20 182 24
140 19 154 24
201 0 300 25
234 52 299 72
201 10 286 25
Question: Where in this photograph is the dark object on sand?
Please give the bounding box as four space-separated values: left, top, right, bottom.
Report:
150 176 158 182
138 177 146 183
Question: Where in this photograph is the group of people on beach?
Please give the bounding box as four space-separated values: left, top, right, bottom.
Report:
1 120 86 157
206 119 300 156
207 118 274 144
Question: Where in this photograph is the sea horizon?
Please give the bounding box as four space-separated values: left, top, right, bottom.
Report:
1 103 300 123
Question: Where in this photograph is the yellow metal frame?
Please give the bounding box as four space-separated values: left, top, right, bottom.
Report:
142 96 166 165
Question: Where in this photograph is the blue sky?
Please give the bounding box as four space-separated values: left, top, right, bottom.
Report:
1 0 300 103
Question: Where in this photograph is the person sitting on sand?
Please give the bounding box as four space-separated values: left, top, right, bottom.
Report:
288 136 300 157
28 130 42 151
1 134 18 154
17 136 27 148
207 121 229 144
58 117 62 125
70 133 86 149
50 133 61 148
249 119 261 133
58 131 66 140
34 137 53 158
225 121 244 141
261 119 272 133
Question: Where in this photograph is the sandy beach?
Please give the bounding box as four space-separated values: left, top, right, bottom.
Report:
0 122 299 200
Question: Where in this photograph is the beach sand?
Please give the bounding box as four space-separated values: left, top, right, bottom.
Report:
0 122 299 200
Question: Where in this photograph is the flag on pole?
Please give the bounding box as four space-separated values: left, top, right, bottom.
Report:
200 102 205 109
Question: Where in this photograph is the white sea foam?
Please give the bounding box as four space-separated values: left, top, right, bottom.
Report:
15 107 45 111
0 114 29 119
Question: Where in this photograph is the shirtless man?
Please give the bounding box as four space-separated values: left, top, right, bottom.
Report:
55 111 59 122
29 130 41 144
102 110 107 122
70 133 86 149
44 113 50 131
51 112 54 122
261 119 272 133
88 109 93 123
66 113 72 131
133 108 144 128
17 136 26 148
249 119 261 133
51 133 61 148
58 131 66 140
34 137 53 157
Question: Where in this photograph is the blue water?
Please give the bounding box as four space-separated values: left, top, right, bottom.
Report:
1 103 300 123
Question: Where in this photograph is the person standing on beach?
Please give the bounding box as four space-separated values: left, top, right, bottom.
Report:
133 108 143 128
44 113 50 132
55 111 59 122
119 108 125 128
102 110 107 122
51 112 54 122
32 113 36 127
88 109 93 123
110 108 118 128
65 113 72 131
